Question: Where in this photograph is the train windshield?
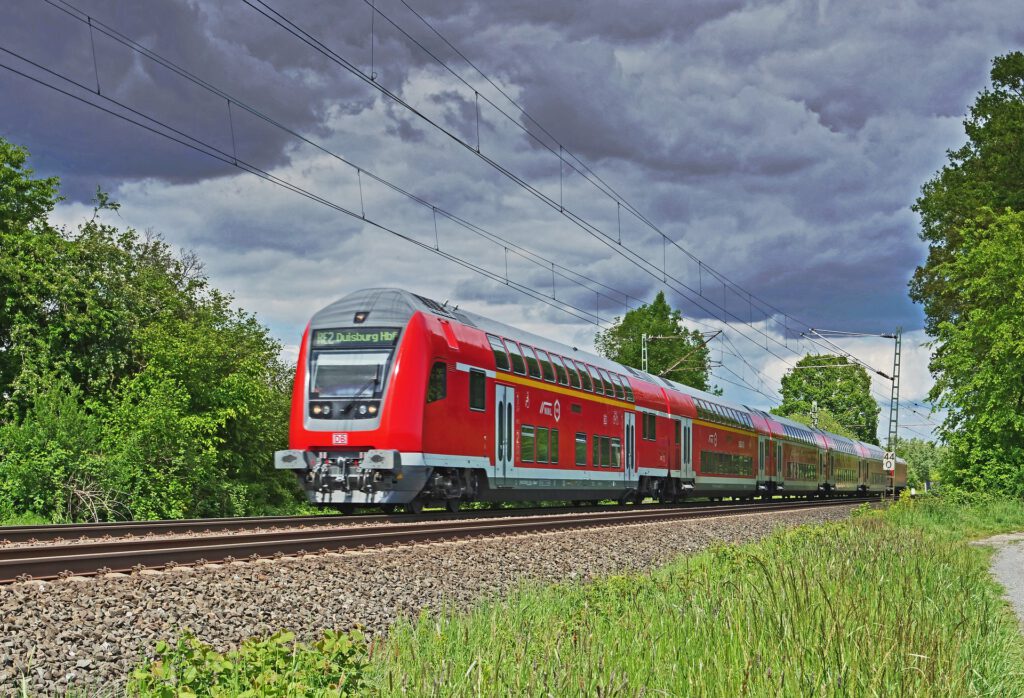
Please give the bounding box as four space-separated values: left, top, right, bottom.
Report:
310 351 391 399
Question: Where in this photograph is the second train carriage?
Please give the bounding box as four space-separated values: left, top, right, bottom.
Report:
275 288 907 510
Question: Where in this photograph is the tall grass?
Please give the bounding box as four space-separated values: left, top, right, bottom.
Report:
372 496 1024 696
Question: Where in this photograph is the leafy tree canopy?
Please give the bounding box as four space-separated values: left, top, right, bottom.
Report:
773 354 880 445
911 51 1024 333
894 436 946 489
923 209 1024 495
594 291 712 391
0 137 301 521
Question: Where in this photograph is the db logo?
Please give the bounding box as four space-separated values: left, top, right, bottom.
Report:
332 433 349 446
539 399 562 422
708 433 718 447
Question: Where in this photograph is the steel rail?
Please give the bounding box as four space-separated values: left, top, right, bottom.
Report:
0 498 869 583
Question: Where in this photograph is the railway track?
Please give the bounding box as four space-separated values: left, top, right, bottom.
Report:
0 497 871 583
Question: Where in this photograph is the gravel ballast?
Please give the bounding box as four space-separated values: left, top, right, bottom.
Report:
0 504 857 695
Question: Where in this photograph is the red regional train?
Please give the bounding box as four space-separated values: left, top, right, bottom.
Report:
275 289 907 513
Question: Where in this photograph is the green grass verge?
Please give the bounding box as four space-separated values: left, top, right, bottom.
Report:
127 494 1024 697
371 494 1024 697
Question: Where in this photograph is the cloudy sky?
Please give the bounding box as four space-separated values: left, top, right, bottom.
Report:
4 0 1021 441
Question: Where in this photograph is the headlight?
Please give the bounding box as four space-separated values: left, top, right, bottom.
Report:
322 403 332 417
359 404 367 415
311 403 322 415
368 404 378 415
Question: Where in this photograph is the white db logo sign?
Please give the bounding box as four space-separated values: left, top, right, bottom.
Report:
332 433 349 446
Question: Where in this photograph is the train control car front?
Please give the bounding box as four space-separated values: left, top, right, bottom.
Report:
274 289 435 510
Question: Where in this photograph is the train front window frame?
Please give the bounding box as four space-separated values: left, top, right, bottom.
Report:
309 350 391 400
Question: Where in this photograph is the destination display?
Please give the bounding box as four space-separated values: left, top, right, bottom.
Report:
311 327 400 348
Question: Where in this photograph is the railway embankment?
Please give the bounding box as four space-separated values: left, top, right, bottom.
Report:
1 504 854 695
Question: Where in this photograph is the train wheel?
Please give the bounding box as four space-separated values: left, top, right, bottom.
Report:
445 499 461 514
405 500 424 515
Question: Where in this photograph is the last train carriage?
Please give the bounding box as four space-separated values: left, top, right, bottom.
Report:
275 289 907 512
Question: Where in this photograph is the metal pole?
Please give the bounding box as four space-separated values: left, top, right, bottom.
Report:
886 328 902 495
641 333 649 373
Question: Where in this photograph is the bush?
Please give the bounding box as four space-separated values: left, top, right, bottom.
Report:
129 629 369 697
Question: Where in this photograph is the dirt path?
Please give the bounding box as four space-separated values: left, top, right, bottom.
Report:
977 532 1024 631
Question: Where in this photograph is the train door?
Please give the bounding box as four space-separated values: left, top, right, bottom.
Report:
680 418 694 480
495 385 515 484
624 411 636 483
758 436 767 483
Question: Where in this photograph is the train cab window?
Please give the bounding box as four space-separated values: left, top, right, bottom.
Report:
506 340 527 375
536 349 556 383
521 425 535 463
597 369 615 396
522 346 542 379
574 360 593 391
563 359 581 389
427 362 446 402
610 437 621 468
586 365 605 395
575 433 587 466
536 427 549 463
487 334 510 371
550 429 559 464
469 369 486 411
609 373 626 400
551 355 570 385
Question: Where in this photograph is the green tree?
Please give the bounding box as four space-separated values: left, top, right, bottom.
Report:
920 209 1024 495
911 52 1024 495
910 51 1024 333
0 137 302 520
774 354 879 444
893 436 946 489
594 291 712 390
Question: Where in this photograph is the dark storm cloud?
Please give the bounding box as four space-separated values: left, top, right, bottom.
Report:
5 0 1023 392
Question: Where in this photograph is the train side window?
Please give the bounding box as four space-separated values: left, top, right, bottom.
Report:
618 374 634 402
536 349 556 383
563 359 581 388
575 433 587 466
487 334 510 371
610 437 621 468
587 365 605 395
550 429 559 464
573 360 592 391
601 436 612 467
521 425 535 463
522 345 542 379
506 340 527 375
643 413 657 441
427 362 447 402
551 355 570 385
536 427 549 463
597 369 615 397
592 435 601 467
469 369 486 411
609 373 626 400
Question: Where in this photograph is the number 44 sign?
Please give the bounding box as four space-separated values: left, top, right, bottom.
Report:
883 452 897 472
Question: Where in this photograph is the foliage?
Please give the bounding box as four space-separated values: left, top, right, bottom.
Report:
911 51 1024 335
773 353 879 443
919 209 1024 495
371 497 1024 696
910 52 1024 495
129 629 369 697
773 406 857 440
0 136 302 520
894 436 947 488
594 291 713 391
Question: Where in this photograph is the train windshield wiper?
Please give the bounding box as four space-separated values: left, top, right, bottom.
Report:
341 365 381 413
